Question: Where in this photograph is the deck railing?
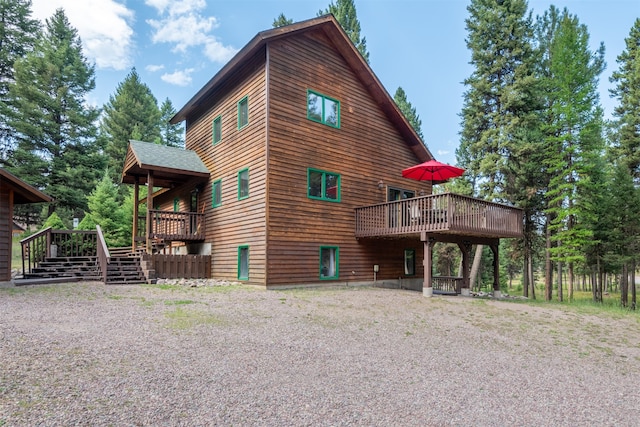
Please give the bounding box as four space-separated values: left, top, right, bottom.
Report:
355 193 523 239
137 210 205 241
433 276 463 294
96 225 110 284
21 228 98 275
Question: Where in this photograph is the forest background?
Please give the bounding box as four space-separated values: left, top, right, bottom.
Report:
2 0 640 308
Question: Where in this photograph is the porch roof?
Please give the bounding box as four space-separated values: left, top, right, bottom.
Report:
0 168 52 204
121 140 210 187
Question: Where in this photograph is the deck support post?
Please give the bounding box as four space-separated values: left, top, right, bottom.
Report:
458 241 472 296
146 171 154 254
421 233 435 297
132 177 139 253
491 243 500 298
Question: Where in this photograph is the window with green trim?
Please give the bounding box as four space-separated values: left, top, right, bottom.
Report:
404 249 415 276
212 115 222 144
320 246 339 280
238 245 249 280
238 168 249 200
173 198 179 212
307 90 340 128
212 179 222 208
237 96 249 129
308 168 340 202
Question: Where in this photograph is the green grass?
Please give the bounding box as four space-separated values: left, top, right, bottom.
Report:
11 237 22 270
164 306 224 330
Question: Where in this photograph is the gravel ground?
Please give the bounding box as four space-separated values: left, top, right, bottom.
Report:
1 282 639 426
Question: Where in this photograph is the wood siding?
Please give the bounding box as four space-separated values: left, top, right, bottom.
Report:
265 31 430 286
185 49 268 285
0 184 12 281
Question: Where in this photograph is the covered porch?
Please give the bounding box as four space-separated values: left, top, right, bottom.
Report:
121 140 210 253
355 193 523 297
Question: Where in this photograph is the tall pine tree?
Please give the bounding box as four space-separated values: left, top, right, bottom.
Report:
0 0 40 163
159 98 183 148
541 8 605 302
458 0 539 296
101 68 161 183
319 0 369 63
6 8 102 220
394 87 423 141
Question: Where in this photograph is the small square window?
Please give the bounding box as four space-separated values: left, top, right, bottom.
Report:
320 246 339 280
237 96 249 129
173 198 179 212
308 168 340 202
404 249 415 276
307 90 340 128
238 168 249 200
238 245 249 280
213 115 222 144
212 179 222 208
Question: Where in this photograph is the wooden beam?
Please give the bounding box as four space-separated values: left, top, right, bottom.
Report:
491 243 500 297
132 177 139 253
422 235 434 297
146 171 154 253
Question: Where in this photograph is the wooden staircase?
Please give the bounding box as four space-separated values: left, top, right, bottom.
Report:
104 255 148 285
15 256 102 285
16 253 151 286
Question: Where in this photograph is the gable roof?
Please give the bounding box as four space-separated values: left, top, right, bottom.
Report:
0 168 52 204
121 140 210 187
171 14 433 162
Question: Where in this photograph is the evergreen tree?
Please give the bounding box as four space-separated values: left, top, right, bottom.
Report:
319 0 369 63
609 19 640 180
101 68 161 183
394 87 423 141
5 8 102 220
541 8 605 301
458 0 539 296
84 171 128 247
0 0 40 163
159 98 183 148
272 13 293 28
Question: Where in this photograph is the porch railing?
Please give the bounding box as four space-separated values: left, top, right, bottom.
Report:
96 225 110 284
137 210 205 241
433 276 463 294
355 193 523 239
21 228 98 275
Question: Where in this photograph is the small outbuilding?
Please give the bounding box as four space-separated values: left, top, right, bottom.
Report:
0 168 52 282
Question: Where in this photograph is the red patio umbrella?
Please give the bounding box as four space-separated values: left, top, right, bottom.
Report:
402 159 465 184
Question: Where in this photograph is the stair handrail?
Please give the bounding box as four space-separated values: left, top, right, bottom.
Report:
96 225 111 284
20 226 53 276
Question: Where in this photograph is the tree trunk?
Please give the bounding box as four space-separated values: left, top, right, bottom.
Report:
470 244 483 291
568 262 574 302
632 260 637 310
621 264 628 308
528 253 535 300
557 261 563 302
523 252 529 298
545 218 552 301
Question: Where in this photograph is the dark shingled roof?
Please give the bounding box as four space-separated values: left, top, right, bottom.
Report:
121 140 209 187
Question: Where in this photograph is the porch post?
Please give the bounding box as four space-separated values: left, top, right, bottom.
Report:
491 243 501 298
146 171 154 254
132 177 139 253
422 232 434 297
457 241 472 296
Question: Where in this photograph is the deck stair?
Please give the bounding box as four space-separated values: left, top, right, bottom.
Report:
21 256 101 283
104 255 148 285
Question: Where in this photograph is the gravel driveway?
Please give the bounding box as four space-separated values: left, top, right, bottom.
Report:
1 282 639 426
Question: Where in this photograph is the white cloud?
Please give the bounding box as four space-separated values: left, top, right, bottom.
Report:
31 0 135 70
161 69 195 86
146 64 165 72
148 13 218 52
146 0 237 64
437 149 450 156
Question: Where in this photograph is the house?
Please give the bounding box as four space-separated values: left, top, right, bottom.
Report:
12 221 26 238
0 168 52 282
122 15 522 295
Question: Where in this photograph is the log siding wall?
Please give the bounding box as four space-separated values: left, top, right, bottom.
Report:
264 31 430 286
185 49 268 285
0 184 12 281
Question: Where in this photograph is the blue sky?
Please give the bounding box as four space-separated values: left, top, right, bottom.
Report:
31 0 639 165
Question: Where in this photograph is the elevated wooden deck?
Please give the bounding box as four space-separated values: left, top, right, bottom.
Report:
355 193 523 240
137 210 205 242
